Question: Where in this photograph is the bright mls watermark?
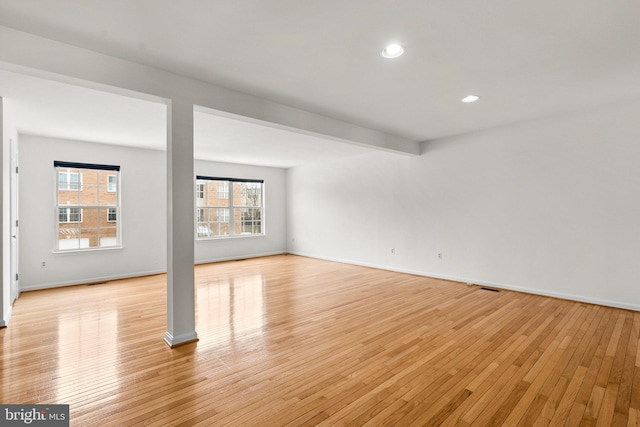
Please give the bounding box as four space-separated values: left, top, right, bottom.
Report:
1 405 69 426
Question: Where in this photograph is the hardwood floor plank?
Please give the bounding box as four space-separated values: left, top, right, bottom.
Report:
1 255 638 426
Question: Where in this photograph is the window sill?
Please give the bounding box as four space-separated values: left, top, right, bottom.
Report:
53 246 123 254
196 234 265 241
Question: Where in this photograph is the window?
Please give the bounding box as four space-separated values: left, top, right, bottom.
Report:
107 207 117 222
58 171 82 190
195 176 264 239
196 183 205 199
217 182 229 199
55 161 121 251
107 175 117 192
59 207 82 223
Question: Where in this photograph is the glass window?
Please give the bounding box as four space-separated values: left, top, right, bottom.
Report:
196 183 205 200
55 162 120 251
107 207 117 222
195 178 263 239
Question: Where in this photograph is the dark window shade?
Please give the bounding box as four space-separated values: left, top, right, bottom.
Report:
196 176 263 183
54 161 120 172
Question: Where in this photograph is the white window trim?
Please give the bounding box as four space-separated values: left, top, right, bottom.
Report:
54 164 122 252
195 178 264 240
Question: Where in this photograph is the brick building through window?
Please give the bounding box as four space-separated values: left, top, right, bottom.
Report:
55 161 120 250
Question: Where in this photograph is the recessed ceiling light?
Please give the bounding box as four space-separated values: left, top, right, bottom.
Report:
381 44 404 59
462 95 479 103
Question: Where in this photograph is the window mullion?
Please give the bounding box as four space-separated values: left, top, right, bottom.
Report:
231 183 236 236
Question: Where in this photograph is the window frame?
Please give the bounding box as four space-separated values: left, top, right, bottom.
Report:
195 176 264 240
54 161 122 252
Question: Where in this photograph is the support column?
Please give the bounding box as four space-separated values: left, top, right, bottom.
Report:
164 99 198 347
0 97 6 328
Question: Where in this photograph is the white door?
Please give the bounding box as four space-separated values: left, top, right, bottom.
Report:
10 137 19 304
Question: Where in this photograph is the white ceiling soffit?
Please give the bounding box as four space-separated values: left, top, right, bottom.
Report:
194 109 373 168
0 0 639 142
0 69 374 168
0 69 167 150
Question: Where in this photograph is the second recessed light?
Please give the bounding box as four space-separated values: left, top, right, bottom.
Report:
462 95 480 103
381 44 404 59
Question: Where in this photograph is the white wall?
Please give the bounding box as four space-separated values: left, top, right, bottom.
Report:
194 159 287 263
287 98 640 310
1 97 18 326
19 135 167 289
19 135 286 290
0 97 7 325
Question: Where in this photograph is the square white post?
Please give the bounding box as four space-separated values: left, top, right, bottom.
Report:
164 99 198 347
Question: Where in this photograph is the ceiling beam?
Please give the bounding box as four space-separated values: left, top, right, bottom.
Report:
0 26 420 156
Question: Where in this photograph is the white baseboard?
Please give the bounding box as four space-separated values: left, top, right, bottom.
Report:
195 251 287 265
20 269 166 292
20 252 287 292
1 304 12 327
164 330 198 348
289 251 640 312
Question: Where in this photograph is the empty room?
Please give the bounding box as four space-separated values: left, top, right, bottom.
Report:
1 1 640 425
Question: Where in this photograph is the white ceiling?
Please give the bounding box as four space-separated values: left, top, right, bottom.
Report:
0 69 373 168
1 0 639 164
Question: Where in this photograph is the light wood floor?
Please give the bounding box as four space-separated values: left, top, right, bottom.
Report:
1 255 639 426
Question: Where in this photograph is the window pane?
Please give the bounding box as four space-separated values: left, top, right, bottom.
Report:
107 208 117 222
58 238 83 250
99 227 118 247
69 173 80 190
196 207 230 237
79 227 100 248
81 208 98 226
233 182 262 207
69 207 82 222
235 207 261 235
217 182 229 199
207 181 229 207
195 183 205 205
58 172 68 188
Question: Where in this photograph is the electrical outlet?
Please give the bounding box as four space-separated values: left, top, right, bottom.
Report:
437 252 443 259
42 261 46 267
391 248 395 254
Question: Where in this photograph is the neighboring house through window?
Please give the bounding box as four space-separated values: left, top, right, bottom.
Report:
55 161 121 251
195 176 264 239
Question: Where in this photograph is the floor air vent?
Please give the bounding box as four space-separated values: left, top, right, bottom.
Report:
479 287 500 292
